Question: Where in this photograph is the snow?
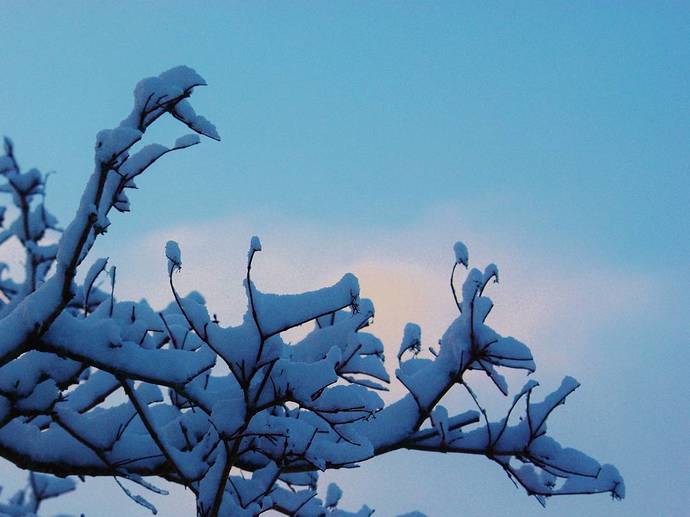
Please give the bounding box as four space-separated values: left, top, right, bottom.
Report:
251 273 359 337
83 257 108 306
453 241 468 267
210 396 245 437
95 127 142 163
174 134 200 149
170 100 221 141
165 240 182 274
31 473 76 500
482 262 499 288
528 376 580 435
120 143 169 179
397 322 422 361
0 65 625 517
325 483 343 508
247 235 262 266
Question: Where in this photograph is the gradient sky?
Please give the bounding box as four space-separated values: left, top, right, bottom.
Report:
1 2 688 516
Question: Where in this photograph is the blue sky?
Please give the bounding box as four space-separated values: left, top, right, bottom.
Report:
1 2 688 516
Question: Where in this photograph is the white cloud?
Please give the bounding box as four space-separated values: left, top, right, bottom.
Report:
95 205 656 387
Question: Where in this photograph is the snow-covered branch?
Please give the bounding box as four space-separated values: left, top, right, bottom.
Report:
0 473 77 517
0 68 623 516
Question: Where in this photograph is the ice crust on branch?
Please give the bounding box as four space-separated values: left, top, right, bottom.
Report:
0 66 623 517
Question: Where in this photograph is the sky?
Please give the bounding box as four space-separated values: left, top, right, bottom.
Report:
0 2 688 516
